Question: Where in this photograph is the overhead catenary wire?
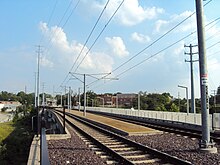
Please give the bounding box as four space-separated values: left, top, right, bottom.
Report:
188 16 220 44
59 0 111 90
110 0 213 75
38 0 58 45
69 0 111 73
60 0 214 91
88 2 216 89
44 0 81 58
74 0 125 73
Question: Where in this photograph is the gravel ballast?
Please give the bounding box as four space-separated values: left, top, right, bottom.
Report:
47 114 220 165
128 132 220 165
48 125 107 165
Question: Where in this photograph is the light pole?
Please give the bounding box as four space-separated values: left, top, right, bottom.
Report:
138 92 140 111
178 85 189 115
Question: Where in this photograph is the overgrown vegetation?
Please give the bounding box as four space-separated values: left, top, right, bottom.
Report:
0 92 35 165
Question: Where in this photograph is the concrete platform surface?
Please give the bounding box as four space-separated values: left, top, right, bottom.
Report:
67 109 161 136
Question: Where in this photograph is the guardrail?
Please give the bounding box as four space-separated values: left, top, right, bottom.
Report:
40 128 50 165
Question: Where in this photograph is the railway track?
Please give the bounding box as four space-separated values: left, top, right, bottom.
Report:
54 110 192 165
88 110 220 143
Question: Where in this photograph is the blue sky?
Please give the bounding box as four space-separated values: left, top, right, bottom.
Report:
0 0 220 99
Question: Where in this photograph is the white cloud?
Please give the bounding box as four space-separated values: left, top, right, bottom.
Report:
105 36 129 57
40 56 54 68
131 32 151 43
39 22 113 73
155 11 196 33
174 41 184 55
94 0 164 26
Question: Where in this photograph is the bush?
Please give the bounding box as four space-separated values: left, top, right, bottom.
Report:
1 107 8 112
0 143 7 159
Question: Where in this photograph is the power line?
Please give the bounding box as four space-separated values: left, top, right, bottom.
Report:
39 0 58 45
58 0 111 90
188 16 220 43
69 0 111 75
110 0 213 75
44 0 81 58
74 0 125 72
60 0 214 91
87 1 216 89
117 34 194 78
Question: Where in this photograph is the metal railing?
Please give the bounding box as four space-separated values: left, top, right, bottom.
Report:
40 127 50 165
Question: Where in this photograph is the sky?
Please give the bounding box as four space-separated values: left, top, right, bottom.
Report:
0 0 220 99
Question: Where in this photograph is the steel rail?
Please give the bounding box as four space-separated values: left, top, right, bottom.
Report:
54 109 193 165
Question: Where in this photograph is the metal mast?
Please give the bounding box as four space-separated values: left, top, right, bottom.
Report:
195 0 217 153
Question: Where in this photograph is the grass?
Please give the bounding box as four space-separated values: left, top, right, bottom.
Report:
0 122 15 143
0 115 34 165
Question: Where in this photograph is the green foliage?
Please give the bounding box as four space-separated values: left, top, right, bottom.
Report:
0 122 15 142
0 91 17 101
155 104 167 111
170 103 180 112
1 107 8 112
0 143 6 160
217 86 220 95
0 91 35 107
0 114 34 164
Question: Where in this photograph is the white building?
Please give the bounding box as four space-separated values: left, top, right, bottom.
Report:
0 101 22 112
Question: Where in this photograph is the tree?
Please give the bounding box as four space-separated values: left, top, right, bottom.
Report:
1 107 8 112
170 103 179 112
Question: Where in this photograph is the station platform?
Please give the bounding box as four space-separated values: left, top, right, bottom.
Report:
66 109 161 136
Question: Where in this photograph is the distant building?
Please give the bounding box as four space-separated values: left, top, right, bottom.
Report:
46 98 57 106
116 93 137 107
0 101 22 112
97 94 113 107
97 93 137 108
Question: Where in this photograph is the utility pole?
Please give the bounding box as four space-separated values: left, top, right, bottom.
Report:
70 88 72 110
116 94 118 109
68 86 72 111
42 82 45 106
138 92 140 111
60 86 67 107
185 44 198 114
178 92 180 110
67 87 70 110
69 72 118 116
195 0 217 153
83 74 86 116
34 72 37 108
36 45 42 137
25 85 27 94
78 87 81 111
60 92 63 107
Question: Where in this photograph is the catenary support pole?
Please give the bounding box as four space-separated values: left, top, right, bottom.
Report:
138 93 140 111
78 87 80 111
83 74 86 116
60 92 62 107
195 0 217 153
36 45 41 137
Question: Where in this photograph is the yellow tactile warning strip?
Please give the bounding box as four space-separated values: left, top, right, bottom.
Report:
67 109 162 136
